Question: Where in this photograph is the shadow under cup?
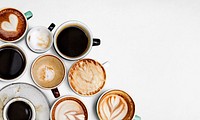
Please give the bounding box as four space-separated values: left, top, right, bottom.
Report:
54 21 100 60
31 54 66 98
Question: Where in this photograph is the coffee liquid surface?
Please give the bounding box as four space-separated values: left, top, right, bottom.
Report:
0 8 26 41
7 101 32 120
0 47 25 80
57 27 88 57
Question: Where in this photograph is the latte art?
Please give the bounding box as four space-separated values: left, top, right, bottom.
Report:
100 95 128 120
68 59 106 96
55 100 85 120
0 8 27 41
1 14 18 31
97 90 135 120
51 97 88 120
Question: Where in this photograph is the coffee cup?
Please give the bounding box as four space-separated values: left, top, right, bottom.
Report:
0 7 33 42
53 20 101 60
31 54 66 98
96 89 141 120
26 23 55 53
68 58 106 96
50 96 88 120
3 97 36 120
0 43 27 82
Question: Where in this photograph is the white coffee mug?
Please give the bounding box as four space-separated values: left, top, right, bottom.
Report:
53 20 100 60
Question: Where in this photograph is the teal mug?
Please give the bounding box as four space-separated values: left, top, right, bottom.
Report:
0 7 33 42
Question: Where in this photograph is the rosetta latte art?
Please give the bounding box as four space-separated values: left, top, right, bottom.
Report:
99 95 128 120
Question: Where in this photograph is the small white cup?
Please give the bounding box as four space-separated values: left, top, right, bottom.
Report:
26 23 55 53
53 20 101 61
3 97 36 120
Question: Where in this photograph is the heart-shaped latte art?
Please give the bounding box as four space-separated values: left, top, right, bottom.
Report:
1 14 18 32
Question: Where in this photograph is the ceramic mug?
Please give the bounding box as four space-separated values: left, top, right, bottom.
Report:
0 43 27 82
3 97 36 120
0 7 33 42
53 20 100 60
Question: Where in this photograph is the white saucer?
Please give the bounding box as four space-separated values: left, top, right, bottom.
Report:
0 82 50 120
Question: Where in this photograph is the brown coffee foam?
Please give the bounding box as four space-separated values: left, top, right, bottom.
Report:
51 97 88 120
97 90 135 120
32 55 65 88
0 8 26 41
68 59 106 96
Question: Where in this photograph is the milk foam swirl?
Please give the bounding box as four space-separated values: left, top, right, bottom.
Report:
99 95 128 120
55 100 85 120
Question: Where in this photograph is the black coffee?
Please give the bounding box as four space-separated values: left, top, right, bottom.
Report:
7 101 32 120
0 46 26 80
56 27 89 57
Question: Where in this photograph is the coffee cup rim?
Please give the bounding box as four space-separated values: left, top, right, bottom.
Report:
0 43 27 82
30 54 66 90
3 97 36 120
50 95 88 120
0 7 29 43
26 26 53 53
96 89 135 120
53 20 93 61
68 58 106 96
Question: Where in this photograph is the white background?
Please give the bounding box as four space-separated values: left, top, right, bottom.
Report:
1 0 200 120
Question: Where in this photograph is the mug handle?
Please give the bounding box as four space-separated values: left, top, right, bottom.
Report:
134 115 141 120
24 11 33 20
93 38 101 46
48 23 56 31
51 88 60 98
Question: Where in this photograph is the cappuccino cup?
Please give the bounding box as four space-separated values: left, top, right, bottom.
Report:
50 96 88 120
3 97 36 120
31 54 66 98
54 20 101 60
68 58 106 96
0 43 27 82
97 89 141 120
26 23 55 53
0 7 33 42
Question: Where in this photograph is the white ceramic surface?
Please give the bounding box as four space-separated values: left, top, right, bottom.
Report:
0 83 50 120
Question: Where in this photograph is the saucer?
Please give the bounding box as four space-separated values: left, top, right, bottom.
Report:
0 82 50 119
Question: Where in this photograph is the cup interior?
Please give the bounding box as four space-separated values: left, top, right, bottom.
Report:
53 21 93 60
0 8 28 42
3 97 36 120
26 26 53 53
0 43 27 81
31 54 66 89
50 96 88 120
96 89 135 120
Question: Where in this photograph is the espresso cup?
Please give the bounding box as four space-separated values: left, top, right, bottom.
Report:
0 7 33 42
97 89 141 120
50 96 88 120
68 58 106 96
31 54 66 98
0 43 27 82
54 20 101 60
26 23 55 53
3 97 36 120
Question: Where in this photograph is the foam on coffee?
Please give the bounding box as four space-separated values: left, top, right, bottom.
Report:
51 97 88 120
28 27 51 51
68 59 106 96
31 55 65 88
0 8 26 41
97 90 135 120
